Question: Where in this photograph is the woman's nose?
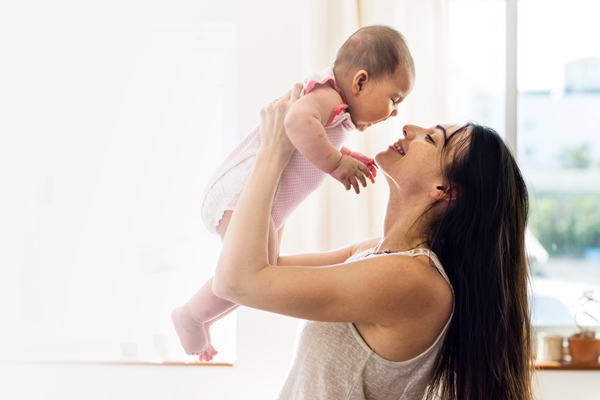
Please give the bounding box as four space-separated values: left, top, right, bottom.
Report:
403 124 418 139
403 124 427 139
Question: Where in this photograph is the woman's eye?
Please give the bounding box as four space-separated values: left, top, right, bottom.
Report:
426 134 435 143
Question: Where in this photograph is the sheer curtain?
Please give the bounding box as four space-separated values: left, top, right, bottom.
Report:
282 0 449 254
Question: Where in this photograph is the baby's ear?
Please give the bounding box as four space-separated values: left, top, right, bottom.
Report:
351 70 369 94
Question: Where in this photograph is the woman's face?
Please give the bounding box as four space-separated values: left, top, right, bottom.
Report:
375 123 468 195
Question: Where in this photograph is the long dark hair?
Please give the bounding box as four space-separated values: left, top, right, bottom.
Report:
424 123 533 400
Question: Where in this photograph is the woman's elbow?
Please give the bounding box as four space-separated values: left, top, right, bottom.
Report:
212 272 243 302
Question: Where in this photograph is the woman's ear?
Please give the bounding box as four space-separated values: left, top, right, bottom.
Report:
351 70 369 94
430 185 456 202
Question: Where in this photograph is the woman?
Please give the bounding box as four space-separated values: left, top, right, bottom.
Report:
213 84 533 400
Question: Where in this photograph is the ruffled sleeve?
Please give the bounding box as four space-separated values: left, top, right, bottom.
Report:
302 67 354 129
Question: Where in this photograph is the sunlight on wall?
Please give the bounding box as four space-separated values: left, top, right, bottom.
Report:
0 17 237 363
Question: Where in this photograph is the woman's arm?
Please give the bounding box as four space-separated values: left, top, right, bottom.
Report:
213 85 449 327
214 86 298 299
276 237 380 267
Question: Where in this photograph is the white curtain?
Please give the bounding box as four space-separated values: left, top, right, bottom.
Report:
282 0 449 254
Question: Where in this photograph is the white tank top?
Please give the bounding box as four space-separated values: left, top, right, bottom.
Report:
275 248 454 400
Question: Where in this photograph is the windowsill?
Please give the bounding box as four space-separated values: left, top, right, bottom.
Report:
0 350 234 367
1 355 232 367
535 360 600 371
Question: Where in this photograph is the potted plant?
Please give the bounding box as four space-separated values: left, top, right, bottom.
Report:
568 290 600 363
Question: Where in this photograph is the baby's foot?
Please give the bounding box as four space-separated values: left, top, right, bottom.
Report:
171 304 209 355
198 342 218 362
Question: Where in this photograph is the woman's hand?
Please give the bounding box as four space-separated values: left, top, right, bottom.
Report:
257 83 303 161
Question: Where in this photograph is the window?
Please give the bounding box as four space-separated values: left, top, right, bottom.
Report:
517 0 600 329
448 0 600 332
1 23 237 363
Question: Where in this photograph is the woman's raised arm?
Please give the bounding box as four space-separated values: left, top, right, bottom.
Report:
213 84 301 296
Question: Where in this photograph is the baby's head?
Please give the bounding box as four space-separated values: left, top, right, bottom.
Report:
333 25 415 131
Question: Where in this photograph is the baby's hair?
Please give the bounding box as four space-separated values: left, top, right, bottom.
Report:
333 25 414 81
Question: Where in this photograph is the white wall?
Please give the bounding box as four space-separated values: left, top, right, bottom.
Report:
534 371 600 400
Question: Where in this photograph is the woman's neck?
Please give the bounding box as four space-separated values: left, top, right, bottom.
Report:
377 196 434 253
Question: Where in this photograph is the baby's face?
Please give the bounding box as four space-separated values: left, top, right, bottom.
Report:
348 66 414 132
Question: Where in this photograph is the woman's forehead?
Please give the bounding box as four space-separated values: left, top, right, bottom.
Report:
440 123 470 135
439 123 472 160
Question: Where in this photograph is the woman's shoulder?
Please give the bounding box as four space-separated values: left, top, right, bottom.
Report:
376 253 453 338
345 248 453 358
353 248 453 316
346 244 451 296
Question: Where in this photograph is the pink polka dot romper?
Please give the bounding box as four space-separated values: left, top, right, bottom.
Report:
201 67 356 235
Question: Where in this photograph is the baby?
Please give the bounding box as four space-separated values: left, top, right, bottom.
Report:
172 25 415 360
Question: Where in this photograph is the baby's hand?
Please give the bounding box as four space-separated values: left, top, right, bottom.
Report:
346 151 378 183
330 155 372 194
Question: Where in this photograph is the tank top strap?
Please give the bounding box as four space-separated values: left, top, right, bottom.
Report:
348 247 450 287
402 248 451 287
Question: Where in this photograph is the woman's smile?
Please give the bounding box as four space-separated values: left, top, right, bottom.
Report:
395 140 405 156
390 140 405 156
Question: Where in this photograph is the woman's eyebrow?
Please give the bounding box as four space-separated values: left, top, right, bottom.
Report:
435 124 448 142
435 125 447 136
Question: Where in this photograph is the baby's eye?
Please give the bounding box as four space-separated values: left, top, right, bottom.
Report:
391 99 396 105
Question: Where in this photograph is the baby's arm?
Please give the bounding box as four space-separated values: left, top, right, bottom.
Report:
284 87 372 193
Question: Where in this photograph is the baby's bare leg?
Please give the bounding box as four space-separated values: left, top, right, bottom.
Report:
171 211 238 358
198 214 280 361
171 276 237 357
172 211 281 360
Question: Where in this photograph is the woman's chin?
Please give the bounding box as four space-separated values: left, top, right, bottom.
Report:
373 150 389 170
374 146 394 161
